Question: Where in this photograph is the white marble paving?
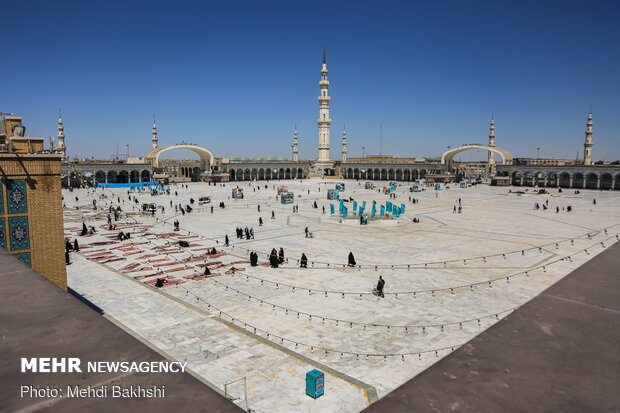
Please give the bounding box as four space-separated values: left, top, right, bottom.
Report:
64 180 620 411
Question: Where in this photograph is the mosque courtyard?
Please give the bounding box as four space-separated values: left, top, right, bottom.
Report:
63 179 620 413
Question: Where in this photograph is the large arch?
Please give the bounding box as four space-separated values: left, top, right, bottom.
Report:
441 145 513 169
148 144 213 171
573 173 584 188
141 170 151 182
600 173 612 190
586 173 599 189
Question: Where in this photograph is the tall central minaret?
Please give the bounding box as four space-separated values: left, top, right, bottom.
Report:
292 127 299 161
152 115 158 150
57 109 66 158
317 48 331 162
583 111 593 165
488 116 495 169
341 126 347 162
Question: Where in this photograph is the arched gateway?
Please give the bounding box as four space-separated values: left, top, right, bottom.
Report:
146 144 214 171
441 144 513 169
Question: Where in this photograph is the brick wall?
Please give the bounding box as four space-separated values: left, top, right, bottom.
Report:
0 153 67 290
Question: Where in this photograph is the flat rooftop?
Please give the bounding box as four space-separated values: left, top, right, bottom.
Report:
0 250 241 412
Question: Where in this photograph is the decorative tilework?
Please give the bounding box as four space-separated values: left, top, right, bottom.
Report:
7 179 27 214
0 218 5 250
9 216 30 251
0 183 4 214
13 252 31 267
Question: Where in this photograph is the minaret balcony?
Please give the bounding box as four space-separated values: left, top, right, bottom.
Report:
319 80 330 86
317 118 332 124
318 96 331 102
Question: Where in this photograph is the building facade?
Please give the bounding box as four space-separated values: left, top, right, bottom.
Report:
1 114 66 290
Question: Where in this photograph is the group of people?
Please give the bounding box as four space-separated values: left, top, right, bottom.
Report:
117 231 131 241
64 238 80 264
80 223 97 236
269 248 285 267
249 251 259 266
235 227 255 239
533 200 573 213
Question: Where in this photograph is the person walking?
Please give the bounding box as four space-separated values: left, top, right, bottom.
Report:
376 276 385 298
348 252 356 267
300 253 308 268
305 227 309 238
73 239 80 252
224 234 229 246
278 247 285 264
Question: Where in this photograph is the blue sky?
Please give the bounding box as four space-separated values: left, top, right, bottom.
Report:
3 0 619 161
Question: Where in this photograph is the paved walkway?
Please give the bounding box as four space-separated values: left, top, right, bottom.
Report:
363 241 620 412
69 255 368 413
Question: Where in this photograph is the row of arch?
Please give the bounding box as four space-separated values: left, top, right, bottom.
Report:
92 169 152 184
178 166 202 178
507 171 620 190
343 168 440 180
229 168 305 181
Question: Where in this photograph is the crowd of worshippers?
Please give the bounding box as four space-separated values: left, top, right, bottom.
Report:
235 227 255 239
533 199 573 213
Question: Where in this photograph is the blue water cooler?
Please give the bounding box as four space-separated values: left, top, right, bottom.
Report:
306 369 324 399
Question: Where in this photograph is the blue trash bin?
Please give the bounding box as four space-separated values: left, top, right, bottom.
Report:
306 369 324 399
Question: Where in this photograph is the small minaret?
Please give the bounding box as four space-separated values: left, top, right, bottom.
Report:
488 116 496 168
57 109 66 158
583 111 593 165
317 48 332 162
152 115 158 150
341 125 347 162
292 127 299 161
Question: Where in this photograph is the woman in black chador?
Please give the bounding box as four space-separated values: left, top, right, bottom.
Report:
300 253 308 268
348 252 356 267
269 249 279 268
278 248 285 264
250 252 258 267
